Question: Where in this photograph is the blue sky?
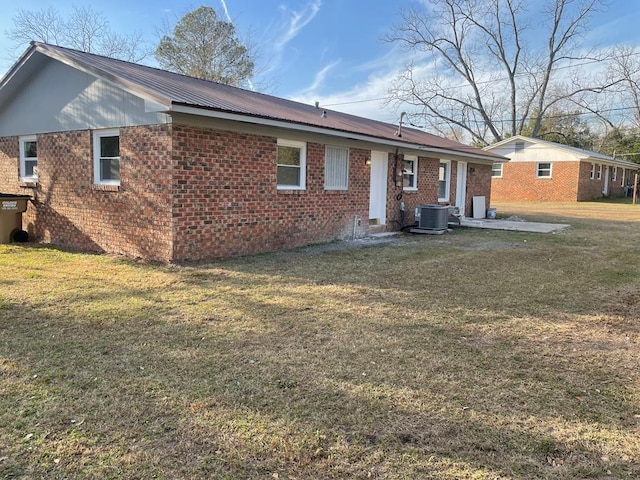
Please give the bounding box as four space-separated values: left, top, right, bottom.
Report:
1 0 639 125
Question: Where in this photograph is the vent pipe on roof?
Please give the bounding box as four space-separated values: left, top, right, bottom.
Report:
395 112 408 137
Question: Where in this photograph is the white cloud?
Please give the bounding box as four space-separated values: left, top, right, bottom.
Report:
256 1 323 81
291 66 401 123
219 0 232 22
274 0 322 50
289 45 428 123
295 59 341 96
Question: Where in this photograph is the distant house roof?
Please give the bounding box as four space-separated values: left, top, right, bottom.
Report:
484 135 639 169
0 42 504 163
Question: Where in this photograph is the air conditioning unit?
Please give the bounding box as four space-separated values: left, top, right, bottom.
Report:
415 204 449 230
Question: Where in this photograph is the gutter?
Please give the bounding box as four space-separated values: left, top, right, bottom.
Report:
170 104 505 164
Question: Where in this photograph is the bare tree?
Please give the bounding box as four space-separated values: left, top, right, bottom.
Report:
607 46 640 130
6 7 64 47
386 0 613 145
5 5 150 63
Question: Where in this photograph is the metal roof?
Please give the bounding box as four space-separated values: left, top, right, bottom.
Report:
2 42 505 162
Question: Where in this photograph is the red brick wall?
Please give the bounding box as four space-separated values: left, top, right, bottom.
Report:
385 155 440 228
605 166 636 198
382 157 490 226
170 125 370 261
0 126 174 261
2 123 497 261
468 163 492 214
0 137 19 188
576 162 603 201
492 161 580 202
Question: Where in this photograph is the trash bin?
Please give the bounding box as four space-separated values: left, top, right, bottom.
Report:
0 193 31 243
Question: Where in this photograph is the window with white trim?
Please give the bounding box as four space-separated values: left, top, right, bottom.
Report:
536 162 552 178
590 163 595 180
93 129 120 185
597 164 602 180
403 155 418 190
438 160 451 200
277 139 306 189
324 146 349 190
19 135 38 181
612 167 617 182
491 163 503 178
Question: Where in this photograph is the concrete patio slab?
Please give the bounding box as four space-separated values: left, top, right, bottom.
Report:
458 218 570 233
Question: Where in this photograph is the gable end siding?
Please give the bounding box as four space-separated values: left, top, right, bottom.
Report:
0 58 169 137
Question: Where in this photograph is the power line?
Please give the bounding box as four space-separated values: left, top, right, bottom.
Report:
322 52 640 108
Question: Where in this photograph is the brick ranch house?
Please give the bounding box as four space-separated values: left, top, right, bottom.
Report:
485 135 639 202
0 42 505 262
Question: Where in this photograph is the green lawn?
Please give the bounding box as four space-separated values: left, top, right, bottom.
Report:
1 201 639 479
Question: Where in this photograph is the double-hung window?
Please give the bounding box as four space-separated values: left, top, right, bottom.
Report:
19 135 38 181
590 163 595 180
536 162 552 178
438 160 451 201
324 146 349 190
277 139 306 189
597 164 602 180
491 163 503 178
612 167 617 182
403 155 418 190
93 129 120 185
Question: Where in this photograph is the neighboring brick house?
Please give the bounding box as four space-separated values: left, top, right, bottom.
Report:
486 135 639 202
0 42 504 262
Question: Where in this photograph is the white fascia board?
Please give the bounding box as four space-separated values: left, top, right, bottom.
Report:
0 47 36 87
591 158 639 169
170 104 502 163
575 153 638 168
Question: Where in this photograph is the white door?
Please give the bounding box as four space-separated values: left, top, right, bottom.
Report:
455 161 467 217
369 151 388 224
603 166 610 196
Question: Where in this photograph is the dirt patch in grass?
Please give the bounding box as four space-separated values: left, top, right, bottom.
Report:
1 202 639 479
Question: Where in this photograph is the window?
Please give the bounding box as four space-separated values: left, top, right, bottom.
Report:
277 139 306 189
491 163 503 178
597 164 602 180
324 146 349 190
19 135 38 181
621 168 626 186
536 162 552 178
403 155 418 190
438 160 451 200
93 129 120 185
515 141 525 152
612 167 617 182
590 163 595 180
